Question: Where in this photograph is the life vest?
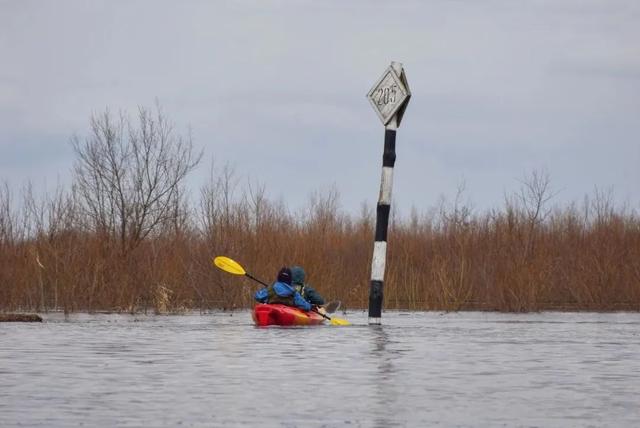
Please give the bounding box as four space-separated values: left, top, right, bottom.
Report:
266 283 295 306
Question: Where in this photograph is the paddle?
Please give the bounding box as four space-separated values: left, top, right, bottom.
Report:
310 307 350 326
213 256 269 287
213 256 351 326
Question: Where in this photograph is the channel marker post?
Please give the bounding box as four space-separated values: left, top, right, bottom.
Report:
366 62 411 324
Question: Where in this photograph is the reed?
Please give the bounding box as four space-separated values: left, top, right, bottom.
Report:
1 174 638 313
1 110 638 312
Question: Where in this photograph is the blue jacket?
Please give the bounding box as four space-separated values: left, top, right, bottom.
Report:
254 281 312 312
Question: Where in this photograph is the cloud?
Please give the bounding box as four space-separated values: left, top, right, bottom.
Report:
1 0 639 214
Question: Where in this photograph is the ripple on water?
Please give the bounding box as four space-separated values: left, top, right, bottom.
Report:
1 310 639 427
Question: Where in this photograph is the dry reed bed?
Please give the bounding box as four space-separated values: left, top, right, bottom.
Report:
1 183 638 313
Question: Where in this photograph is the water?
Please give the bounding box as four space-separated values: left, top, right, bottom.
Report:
1 311 639 427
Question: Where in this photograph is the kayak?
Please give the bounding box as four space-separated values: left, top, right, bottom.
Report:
252 303 325 327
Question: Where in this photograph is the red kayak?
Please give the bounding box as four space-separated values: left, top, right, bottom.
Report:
252 303 325 326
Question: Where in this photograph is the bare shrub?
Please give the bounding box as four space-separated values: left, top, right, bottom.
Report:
71 105 202 255
1 161 639 313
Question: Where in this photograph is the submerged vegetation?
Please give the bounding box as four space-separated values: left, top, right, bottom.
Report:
1 108 639 313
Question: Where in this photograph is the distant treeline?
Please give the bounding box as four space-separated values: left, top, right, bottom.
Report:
1 107 639 313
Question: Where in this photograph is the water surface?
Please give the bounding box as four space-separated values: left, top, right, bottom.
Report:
1 311 639 427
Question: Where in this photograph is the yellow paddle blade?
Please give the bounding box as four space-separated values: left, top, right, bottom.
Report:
213 256 246 275
330 317 351 326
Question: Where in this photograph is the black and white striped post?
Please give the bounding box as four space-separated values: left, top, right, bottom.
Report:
366 62 411 324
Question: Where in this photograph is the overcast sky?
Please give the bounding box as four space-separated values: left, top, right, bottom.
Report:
1 0 639 216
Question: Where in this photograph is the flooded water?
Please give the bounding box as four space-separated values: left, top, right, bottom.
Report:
1 311 639 427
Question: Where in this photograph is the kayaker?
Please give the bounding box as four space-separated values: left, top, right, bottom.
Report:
254 267 312 311
291 266 325 306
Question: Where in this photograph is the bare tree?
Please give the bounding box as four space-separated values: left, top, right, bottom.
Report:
72 105 202 254
589 186 616 226
246 179 268 233
516 169 557 258
199 161 238 241
517 169 556 226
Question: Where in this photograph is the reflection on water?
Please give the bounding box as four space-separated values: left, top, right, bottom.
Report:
1 311 639 427
369 325 402 428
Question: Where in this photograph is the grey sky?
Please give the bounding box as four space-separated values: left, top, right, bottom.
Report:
1 0 639 215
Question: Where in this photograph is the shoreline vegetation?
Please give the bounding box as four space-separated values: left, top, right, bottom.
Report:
1 107 639 314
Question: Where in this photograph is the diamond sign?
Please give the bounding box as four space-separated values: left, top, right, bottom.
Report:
367 65 410 126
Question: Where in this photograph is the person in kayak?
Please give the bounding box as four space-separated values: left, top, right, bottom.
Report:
254 267 312 311
291 266 325 306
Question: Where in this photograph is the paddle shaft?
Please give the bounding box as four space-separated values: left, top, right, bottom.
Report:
245 273 269 288
312 308 333 321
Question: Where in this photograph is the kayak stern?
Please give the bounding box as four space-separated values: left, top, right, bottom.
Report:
252 304 325 327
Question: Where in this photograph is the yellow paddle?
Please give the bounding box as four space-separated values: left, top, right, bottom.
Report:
213 256 351 326
312 309 351 326
213 256 270 286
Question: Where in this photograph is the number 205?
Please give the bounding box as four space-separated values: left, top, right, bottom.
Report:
375 85 397 106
